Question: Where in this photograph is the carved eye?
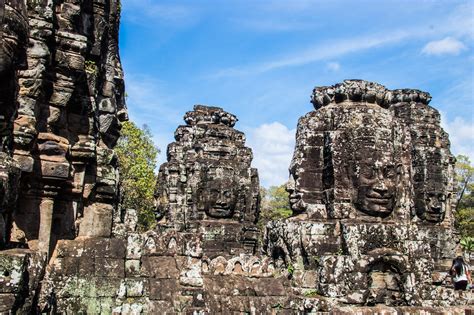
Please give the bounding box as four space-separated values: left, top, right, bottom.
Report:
438 194 446 201
384 166 396 178
224 191 232 198
360 167 375 178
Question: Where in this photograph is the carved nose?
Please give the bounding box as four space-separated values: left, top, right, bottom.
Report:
430 199 441 210
286 177 295 193
373 181 388 196
216 196 226 205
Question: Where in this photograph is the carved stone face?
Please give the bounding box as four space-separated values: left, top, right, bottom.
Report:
413 152 450 223
286 171 304 213
199 178 238 218
353 157 398 218
415 191 447 223
366 262 403 306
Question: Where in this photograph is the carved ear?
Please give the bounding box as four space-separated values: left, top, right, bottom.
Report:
345 161 358 184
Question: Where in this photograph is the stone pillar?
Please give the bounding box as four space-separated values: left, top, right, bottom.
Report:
38 197 54 255
79 203 114 237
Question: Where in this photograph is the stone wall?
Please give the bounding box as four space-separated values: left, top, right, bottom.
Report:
35 215 473 313
38 224 293 313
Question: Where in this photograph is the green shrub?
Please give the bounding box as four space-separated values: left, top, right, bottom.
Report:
116 121 159 231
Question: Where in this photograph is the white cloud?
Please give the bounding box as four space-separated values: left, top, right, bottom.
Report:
422 37 467 56
443 3 474 40
440 114 474 162
326 61 341 71
245 122 296 187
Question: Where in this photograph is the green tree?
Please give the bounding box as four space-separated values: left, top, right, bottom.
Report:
454 155 474 240
116 121 159 231
259 184 292 229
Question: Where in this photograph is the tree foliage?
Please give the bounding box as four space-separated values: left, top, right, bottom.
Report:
454 155 474 241
115 121 159 231
259 184 292 229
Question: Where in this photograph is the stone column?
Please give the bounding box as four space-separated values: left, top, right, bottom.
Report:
38 197 54 255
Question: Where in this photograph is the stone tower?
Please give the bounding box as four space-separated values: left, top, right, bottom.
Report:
155 105 260 252
0 0 28 247
266 80 458 306
7 0 127 257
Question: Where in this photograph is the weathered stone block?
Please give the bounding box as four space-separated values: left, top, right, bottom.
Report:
54 239 85 258
60 257 80 276
203 276 251 296
94 258 124 278
79 204 114 238
0 250 28 294
141 256 179 279
94 277 121 297
253 278 287 297
149 278 178 301
125 259 141 277
126 233 145 259
147 300 174 314
124 278 147 297
83 238 109 257
0 293 19 312
78 255 95 276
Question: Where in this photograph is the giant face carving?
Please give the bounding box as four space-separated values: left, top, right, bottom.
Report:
366 261 404 306
286 166 305 213
198 176 238 219
413 151 450 223
351 147 399 218
415 191 446 223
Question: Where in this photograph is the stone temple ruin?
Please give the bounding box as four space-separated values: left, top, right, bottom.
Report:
154 105 260 253
1 0 126 258
266 80 459 307
0 1 472 313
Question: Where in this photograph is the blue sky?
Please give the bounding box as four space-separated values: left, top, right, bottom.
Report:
119 0 474 187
